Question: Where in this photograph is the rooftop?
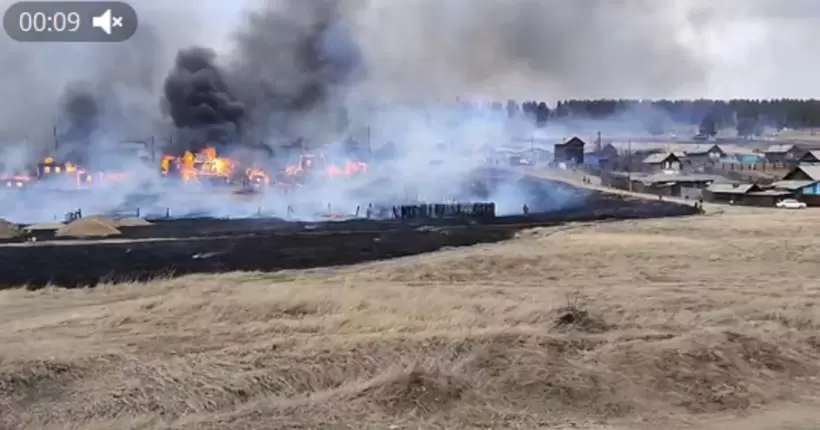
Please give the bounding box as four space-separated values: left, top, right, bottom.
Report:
771 180 818 191
800 150 820 161
787 165 820 181
707 183 758 194
642 152 677 164
747 190 792 197
765 144 796 153
610 171 723 184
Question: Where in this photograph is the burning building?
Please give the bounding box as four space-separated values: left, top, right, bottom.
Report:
161 146 271 187
282 152 367 183
35 156 130 189
1 175 32 189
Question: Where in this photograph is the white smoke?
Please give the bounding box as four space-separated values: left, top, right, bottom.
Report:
0 0 818 222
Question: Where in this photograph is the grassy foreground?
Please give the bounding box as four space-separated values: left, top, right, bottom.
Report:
1 207 820 429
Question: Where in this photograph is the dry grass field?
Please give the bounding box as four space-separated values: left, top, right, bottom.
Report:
2 207 820 429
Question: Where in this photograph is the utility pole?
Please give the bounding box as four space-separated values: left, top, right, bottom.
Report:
627 140 633 192
366 126 372 154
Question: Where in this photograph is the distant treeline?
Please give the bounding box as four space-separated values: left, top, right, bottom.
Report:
487 99 820 137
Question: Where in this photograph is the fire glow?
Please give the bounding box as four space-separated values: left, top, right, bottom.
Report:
1 146 367 194
161 146 271 186
283 153 368 181
27 157 130 189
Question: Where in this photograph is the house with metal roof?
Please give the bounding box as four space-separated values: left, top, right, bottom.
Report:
682 144 725 157
771 180 819 192
772 168 820 205
706 183 760 195
703 182 792 206
602 171 720 198
704 183 758 203
798 150 820 164
781 165 820 182
642 152 681 172
676 144 726 167
743 189 795 206
764 144 803 163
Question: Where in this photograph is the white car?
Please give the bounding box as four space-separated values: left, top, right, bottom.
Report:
776 198 807 209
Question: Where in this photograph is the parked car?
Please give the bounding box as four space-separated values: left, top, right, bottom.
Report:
509 155 534 166
776 198 807 209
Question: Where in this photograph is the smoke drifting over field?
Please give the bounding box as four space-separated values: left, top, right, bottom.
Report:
0 0 818 222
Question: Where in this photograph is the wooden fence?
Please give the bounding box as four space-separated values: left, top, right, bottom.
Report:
715 162 790 172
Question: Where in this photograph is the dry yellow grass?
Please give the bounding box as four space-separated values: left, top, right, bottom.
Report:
55 216 121 238
2 208 820 429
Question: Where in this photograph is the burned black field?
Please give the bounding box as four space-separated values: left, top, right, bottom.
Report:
0 173 698 288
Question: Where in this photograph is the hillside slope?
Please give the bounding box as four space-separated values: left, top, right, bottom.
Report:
1 209 819 429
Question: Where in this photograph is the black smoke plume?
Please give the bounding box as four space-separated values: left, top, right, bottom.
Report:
161 0 365 153
162 47 245 154
231 1 364 112
55 84 102 163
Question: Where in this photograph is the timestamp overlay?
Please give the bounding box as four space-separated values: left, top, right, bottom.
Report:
3 1 137 42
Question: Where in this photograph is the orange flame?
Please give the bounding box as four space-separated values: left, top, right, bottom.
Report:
327 160 367 177
246 167 270 185
283 153 367 181
39 157 78 175
162 146 269 186
1 174 32 188
35 156 128 188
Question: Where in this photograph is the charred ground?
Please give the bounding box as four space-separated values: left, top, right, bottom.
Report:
0 175 697 288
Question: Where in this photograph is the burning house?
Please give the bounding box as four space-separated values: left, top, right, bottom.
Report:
282 152 367 183
33 156 129 189
1 174 32 189
160 146 272 188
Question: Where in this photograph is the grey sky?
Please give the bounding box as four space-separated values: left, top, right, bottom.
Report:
163 0 820 100
0 0 818 150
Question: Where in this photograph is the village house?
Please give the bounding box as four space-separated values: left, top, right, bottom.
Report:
704 182 792 207
704 183 760 204
776 165 820 205
553 137 585 165
764 144 803 164
642 152 681 173
798 150 820 164
781 165 820 182
602 171 718 199
679 144 725 166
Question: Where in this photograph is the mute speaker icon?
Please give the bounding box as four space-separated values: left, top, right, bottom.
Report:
92 9 124 35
